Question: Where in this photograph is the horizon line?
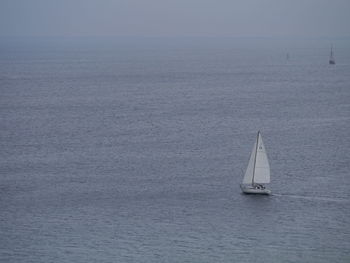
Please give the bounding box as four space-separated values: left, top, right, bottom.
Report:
1 35 350 39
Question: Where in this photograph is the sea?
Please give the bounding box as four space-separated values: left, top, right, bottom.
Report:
1 37 350 262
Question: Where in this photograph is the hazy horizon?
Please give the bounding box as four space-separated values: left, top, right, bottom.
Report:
0 0 349 38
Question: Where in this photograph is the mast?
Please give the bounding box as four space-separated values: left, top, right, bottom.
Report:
330 45 333 59
251 131 260 185
329 44 335 64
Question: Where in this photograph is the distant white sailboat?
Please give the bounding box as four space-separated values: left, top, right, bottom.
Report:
329 45 335 65
240 131 271 195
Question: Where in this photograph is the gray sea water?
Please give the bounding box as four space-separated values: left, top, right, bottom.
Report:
1 37 350 262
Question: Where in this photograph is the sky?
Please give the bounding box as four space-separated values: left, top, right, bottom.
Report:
0 0 349 38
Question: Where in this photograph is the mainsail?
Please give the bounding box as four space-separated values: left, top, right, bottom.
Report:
242 132 270 185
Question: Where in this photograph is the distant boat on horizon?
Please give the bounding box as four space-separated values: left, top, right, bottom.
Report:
329 45 335 65
240 131 271 195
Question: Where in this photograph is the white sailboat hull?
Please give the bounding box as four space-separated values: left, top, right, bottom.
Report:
240 184 271 195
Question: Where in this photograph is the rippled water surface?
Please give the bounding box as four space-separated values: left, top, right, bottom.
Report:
1 38 350 262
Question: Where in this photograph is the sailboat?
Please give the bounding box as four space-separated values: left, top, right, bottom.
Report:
329 45 335 65
240 131 271 195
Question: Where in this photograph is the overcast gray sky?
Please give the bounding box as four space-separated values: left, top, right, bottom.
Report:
0 0 349 38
